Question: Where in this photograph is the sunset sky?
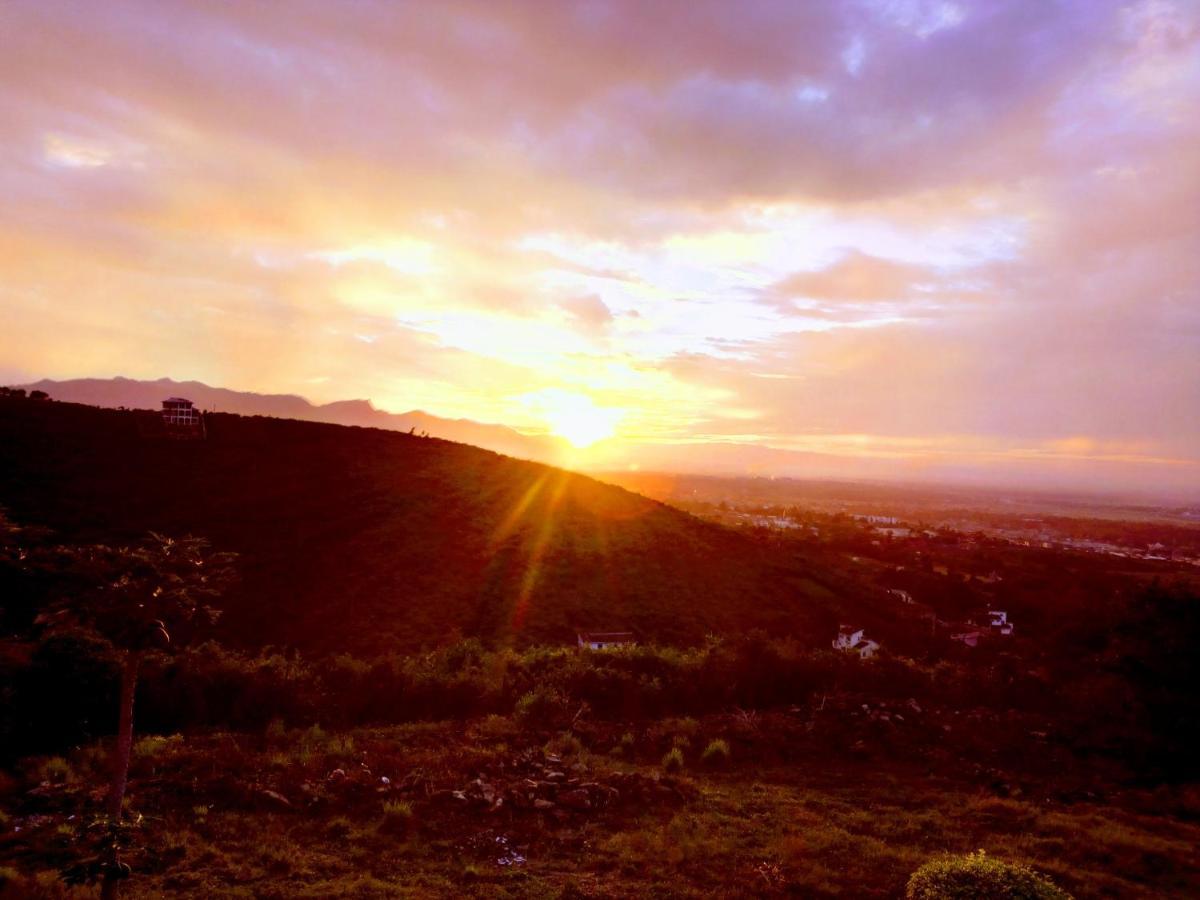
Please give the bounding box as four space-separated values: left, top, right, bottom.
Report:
1 1 1197 495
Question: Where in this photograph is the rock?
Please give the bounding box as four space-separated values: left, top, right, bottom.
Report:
258 789 292 810
558 789 591 810
533 798 555 810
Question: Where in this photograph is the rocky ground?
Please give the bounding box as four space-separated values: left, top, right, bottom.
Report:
2 704 1198 897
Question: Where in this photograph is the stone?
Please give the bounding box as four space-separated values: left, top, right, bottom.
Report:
258 789 292 810
558 789 591 810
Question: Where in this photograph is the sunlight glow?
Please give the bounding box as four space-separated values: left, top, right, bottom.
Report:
523 389 624 448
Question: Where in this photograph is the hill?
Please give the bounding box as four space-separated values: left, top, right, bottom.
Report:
19 376 563 463
0 397 838 655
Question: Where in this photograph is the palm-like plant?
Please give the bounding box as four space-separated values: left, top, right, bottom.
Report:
39 533 234 898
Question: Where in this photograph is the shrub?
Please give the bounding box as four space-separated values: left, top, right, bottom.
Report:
662 746 685 773
700 739 731 768
327 734 356 756
324 816 354 840
380 800 414 836
38 756 73 785
906 851 1072 899
545 731 584 759
133 733 182 759
610 731 636 757
514 685 569 730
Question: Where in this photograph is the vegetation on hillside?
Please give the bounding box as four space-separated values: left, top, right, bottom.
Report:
0 398 837 655
1 395 1198 896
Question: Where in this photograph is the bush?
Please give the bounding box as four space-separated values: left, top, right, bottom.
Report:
514 685 569 730
545 731 584 758
700 739 731 768
906 851 1072 899
38 756 73 785
661 746 685 773
380 800 414 836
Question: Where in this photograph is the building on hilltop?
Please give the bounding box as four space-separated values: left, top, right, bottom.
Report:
577 631 636 650
161 397 206 439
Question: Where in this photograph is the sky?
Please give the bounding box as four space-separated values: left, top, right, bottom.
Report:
1 0 1198 496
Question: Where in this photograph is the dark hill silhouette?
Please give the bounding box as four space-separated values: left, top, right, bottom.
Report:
0 397 838 654
19 376 563 463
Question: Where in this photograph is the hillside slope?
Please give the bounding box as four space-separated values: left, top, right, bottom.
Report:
20 376 562 463
0 398 838 654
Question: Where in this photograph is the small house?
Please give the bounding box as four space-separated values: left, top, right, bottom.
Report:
161 397 205 439
577 632 636 651
987 610 1014 636
834 625 880 659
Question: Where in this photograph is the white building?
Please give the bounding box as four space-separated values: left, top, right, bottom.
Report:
834 625 880 659
987 610 1014 636
160 397 205 438
577 632 636 650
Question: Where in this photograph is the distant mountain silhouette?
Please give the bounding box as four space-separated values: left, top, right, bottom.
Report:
0 397 840 655
20 377 565 464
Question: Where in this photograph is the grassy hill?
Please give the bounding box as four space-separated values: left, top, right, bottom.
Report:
0 397 838 654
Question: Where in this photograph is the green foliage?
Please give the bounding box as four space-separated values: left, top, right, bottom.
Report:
39 533 234 655
379 800 414 836
37 757 73 785
661 746 685 773
545 731 584 758
700 738 731 768
133 734 182 759
514 685 569 730
906 851 1072 900
0 401 838 658
324 817 354 840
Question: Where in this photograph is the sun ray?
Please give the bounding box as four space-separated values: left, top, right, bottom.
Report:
509 470 570 635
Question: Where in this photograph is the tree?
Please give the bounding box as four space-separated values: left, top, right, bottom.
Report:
40 533 234 898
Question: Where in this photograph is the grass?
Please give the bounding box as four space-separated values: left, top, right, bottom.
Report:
700 739 731 768
662 746 685 773
0 719 1197 898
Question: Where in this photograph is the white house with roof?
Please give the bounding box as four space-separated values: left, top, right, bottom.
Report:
987 610 1014 636
160 397 205 438
833 625 880 659
577 631 636 650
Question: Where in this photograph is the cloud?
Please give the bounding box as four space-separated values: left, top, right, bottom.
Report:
558 293 615 331
0 0 1197 494
770 250 935 303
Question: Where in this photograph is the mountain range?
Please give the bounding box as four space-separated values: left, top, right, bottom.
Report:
20 376 565 464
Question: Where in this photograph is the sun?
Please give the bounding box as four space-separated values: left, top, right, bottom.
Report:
530 390 624 448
